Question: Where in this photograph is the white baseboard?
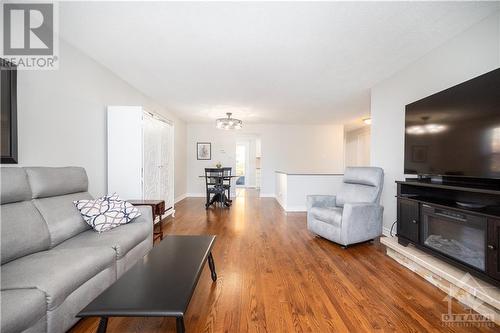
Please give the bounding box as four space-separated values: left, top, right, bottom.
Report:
174 193 187 203
164 208 174 218
186 193 205 197
284 206 306 212
382 226 392 237
274 198 307 212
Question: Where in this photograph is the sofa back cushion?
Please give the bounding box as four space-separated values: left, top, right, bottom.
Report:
336 167 384 207
25 167 93 247
25 167 88 199
0 167 32 204
1 168 50 264
34 193 93 247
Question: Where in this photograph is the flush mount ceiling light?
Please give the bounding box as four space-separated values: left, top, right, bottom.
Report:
216 112 242 130
406 124 447 135
363 118 372 125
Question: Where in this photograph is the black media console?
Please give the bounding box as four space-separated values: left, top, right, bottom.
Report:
396 179 500 286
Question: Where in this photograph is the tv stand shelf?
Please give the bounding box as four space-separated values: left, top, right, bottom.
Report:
396 195 500 219
396 179 500 286
397 179 500 196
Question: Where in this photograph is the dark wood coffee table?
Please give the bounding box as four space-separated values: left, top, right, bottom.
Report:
77 235 217 333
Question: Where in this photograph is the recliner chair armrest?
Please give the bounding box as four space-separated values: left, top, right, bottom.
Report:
307 195 337 210
340 203 384 245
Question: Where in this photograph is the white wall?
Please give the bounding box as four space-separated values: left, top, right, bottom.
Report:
16 40 188 198
276 172 344 212
275 172 288 208
371 12 500 233
187 123 345 196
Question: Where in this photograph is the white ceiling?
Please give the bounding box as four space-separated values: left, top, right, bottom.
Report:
59 1 499 124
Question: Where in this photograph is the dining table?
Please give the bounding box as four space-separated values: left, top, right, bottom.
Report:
199 174 239 207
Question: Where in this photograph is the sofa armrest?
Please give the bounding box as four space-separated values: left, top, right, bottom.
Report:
307 195 337 210
132 205 154 236
340 203 384 245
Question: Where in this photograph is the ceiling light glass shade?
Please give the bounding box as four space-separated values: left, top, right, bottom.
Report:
216 112 242 130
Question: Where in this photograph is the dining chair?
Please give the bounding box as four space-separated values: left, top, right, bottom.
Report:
204 168 225 208
222 167 232 202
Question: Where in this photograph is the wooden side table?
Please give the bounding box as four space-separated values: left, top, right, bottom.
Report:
128 200 166 242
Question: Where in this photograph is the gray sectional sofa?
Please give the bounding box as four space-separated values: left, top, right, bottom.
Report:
0 167 153 333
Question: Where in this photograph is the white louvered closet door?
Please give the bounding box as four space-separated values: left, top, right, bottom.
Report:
143 113 162 200
142 112 174 211
159 121 174 210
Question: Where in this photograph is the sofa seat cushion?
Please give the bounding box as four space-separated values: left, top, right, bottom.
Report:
1 247 116 310
55 218 151 259
1 288 47 333
310 206 343 226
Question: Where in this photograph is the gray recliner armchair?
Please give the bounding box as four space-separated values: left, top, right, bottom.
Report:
307 167 384 247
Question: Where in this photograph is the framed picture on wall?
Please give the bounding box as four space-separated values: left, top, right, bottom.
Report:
197 142 211 160
1 59 18 164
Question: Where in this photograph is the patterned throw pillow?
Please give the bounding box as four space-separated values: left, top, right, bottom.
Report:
74 193 141 232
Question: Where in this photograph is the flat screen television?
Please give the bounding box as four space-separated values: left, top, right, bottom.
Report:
404 68 500 180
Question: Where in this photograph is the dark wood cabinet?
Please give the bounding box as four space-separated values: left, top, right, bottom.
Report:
395 180 500 286
128 200 166 243
487 219 500 280
397 199 419 245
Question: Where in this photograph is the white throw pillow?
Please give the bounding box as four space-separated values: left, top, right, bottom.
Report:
74 193 141 232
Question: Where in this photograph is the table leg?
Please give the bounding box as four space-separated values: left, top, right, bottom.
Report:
176 316 185 333
208 194 219 207
208 252 217 282
223 193 231 207
159 218 164 240
96 317 108 333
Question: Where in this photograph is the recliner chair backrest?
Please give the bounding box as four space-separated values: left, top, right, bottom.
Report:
336 167 384 207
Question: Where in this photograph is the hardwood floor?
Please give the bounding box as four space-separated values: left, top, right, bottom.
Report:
71 189 498 333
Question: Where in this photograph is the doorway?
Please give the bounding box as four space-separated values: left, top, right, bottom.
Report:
344 125 371 167
235 141 249 187
235 135 260 189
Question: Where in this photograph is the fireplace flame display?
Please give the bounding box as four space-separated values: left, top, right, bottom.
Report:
424 235 485 270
